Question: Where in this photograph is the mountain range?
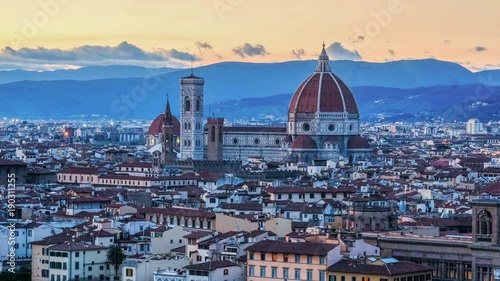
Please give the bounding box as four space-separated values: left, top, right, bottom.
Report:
0 59 499 121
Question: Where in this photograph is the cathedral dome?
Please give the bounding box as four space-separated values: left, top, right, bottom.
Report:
347 136 370 149
291 135 317 149
148 114 180 136
288 45 358 115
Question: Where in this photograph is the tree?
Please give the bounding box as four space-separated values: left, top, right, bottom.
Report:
106 244 126 280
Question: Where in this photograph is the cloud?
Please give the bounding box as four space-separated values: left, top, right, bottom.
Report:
195 41 213 52
325 42 362 61
292 48 307 59
350 35 365 44
0 41 200 70
473 46 487 52
232 43 268 58
387 49 396 56
162 49 199 61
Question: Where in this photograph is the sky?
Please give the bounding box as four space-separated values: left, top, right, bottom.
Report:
0 0 498 71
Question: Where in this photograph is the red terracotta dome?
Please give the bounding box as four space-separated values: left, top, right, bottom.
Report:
288 46 358 115
347 136 370 149
291 135 317 149
148 114 180 136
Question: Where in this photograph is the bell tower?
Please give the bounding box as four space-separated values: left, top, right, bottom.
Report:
180 73 204 160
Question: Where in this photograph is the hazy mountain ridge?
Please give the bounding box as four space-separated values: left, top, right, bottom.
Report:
0 59 499 120
0 65 178 84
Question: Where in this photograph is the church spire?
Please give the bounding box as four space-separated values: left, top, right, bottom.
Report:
164 94 173 126
315 42 331 73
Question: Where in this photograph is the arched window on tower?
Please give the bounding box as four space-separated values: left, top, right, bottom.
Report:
219 126 223 143
185 97 191 112
210 126 215 142
477 210 493 242
196 98 200 112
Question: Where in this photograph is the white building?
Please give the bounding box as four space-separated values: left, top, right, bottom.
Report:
46 242 109 281
184 260 244 281
466 118 484 135
122 256 189 281
0 222 63 261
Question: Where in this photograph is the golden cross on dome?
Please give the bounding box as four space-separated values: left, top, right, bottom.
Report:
322 41 325 48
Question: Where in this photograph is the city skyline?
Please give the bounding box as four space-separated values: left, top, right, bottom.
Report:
0 0 499 71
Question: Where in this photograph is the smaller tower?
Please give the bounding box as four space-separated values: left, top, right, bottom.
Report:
471 199 500 245
162 96 176 164
207 117 224 161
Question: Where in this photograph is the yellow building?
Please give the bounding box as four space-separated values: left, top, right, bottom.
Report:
245 240 341 281
327 257 434 281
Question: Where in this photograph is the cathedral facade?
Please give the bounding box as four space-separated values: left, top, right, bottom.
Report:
148 45 371 164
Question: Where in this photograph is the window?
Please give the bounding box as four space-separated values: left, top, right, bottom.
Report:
319 271 325 281
261 253 266 260
463 264 472 280
196 99 200 112
42 270 49 277
307 269 313 281
249 265 255 276
271 267 277 278
260 266 266 277
329 276 337 281
74 276 79 281
295 269 301 280
210 126 215 142
328 124 335 131
75 252 79 257
283 254 289 262
362 278 370 281
303 123 310 132
249 252 254 260
75 262 79 270
233 138 238 144
126 269 133 277
185 97 191 112
319 256 325 264
283 268 289 279
254 138 259 144
352 277 356 281
295 254 301 263
223 269 228 275
88 266 92 271
272 253 278 261
307 255 313 264
445 262 458 279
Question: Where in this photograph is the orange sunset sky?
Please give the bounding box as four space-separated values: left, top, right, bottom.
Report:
0 0 498 71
